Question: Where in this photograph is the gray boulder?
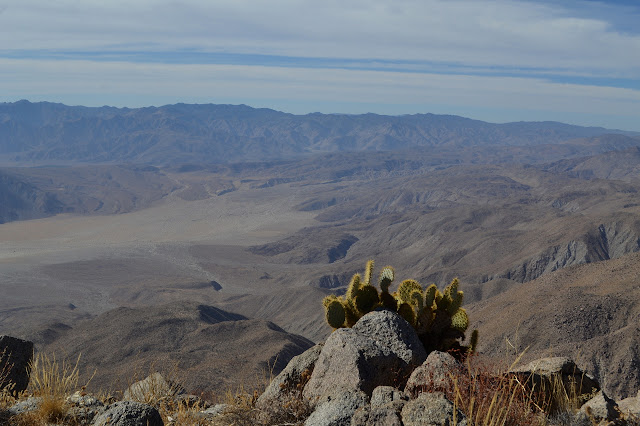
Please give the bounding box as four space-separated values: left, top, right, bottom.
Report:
67 391 105 424
405 351 460 397
401 392 467 426
351 386 408 426
8 396 42 416
304 311 427 403
305 389 368 426
574 391 620 424
370 386 408 407
352 311 427 366
91 401 163 426
619 390 640 418
123 372 184 403
257 344 322 409
351 402 405 426
198 403 228 419
510 357 599 413
0 335 34 394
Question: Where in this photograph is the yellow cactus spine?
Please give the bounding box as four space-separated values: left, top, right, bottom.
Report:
410 290 424 312
468 329 479 354
354 285 380 315
379 266 395 293
346 274 362 301
364 259 374 286
321 260 478 358
397 279 423 305
450 308 469 333
398 302 416 326
325 299 346 329
424 284 438 308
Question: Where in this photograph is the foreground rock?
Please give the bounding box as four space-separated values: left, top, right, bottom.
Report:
511 357 600 413
303 311 427 403
401 392 467 426
0 335 34 394
91 401 163 426
405 351 460 397
304 389 368 426
124 372 185 402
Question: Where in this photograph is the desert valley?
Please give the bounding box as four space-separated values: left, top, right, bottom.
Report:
2 100 640 423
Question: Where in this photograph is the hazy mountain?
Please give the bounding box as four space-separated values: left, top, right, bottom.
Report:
1 100 637 165
0 170 64 223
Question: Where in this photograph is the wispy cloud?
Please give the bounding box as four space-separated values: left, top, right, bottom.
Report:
0 0 639 130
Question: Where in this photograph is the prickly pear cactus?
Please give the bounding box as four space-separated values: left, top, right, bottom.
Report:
321 260 478 358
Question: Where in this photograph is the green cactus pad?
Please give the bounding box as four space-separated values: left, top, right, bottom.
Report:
445 278 459 299
424 284 438 308
451 308 469 332
416 307 433 334
379 266 395 293
431 309 452 333
364 259 375 286
354 285 380 314
468 329 479 354
448 290 464 315
346 274 362 301
397 279 423 304
380 291 398 311
398 302 416 325
344 302 360 327
410 290 424 312
325 300 346 329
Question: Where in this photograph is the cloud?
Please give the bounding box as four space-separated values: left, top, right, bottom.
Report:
1 1 638 130
2 0 639 75
1 58 637 120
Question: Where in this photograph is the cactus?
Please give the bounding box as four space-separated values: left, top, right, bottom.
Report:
321 260 478 359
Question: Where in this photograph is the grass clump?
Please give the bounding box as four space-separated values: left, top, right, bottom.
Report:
11 352 89 425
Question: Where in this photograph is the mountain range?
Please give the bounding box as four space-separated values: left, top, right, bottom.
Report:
1 100 638 165
2 100 640 399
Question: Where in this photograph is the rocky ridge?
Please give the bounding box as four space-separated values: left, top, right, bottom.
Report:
3 311 640 425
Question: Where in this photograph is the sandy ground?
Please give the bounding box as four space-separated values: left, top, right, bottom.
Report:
0 182 318 332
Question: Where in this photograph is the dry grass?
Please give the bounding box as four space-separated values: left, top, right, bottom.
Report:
9 352 89 425
407 352 600 426
205 365 312 426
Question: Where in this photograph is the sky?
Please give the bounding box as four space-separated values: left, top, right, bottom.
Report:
0 0 639 131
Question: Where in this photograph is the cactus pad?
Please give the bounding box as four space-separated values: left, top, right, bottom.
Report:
451 308 469 332
325 300 346 329
354 285 380 314
397 279 422 304
379 266 395 293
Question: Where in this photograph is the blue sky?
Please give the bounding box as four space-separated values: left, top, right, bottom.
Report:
0 0 639 131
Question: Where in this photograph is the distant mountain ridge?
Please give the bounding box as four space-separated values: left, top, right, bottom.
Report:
1 100 637 165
